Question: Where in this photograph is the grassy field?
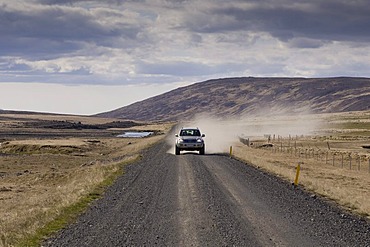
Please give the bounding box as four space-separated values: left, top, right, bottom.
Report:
0 113 171 247
232 110 370 219
1 110 369 246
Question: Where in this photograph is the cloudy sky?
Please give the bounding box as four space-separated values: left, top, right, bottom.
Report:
1 0 369 115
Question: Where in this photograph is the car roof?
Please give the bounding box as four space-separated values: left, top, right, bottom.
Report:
181 127 199 130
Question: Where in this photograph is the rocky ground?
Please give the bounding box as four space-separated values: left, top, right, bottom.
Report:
45 140 370 246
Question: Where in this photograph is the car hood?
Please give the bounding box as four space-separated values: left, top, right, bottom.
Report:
179 136 202 140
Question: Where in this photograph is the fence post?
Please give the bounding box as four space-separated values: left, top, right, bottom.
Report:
341 153 344 168
349 154 352 170
332 153 335 166
358 156 361 171
326 152 328 165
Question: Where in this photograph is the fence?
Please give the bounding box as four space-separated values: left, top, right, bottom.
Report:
239 136 370 173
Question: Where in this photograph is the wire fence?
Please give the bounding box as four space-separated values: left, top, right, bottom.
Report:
239 136 370 173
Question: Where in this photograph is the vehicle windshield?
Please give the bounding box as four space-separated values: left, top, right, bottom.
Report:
180 129 201 137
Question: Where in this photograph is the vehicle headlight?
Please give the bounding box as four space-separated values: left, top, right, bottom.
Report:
178 138 184 143
196 138 203 143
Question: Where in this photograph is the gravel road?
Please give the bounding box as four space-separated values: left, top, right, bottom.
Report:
45 140 370 246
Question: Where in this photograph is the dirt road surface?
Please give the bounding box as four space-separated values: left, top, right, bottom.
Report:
45 141 370 246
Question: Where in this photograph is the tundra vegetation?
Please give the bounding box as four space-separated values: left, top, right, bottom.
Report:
0 113 171 247
232 111 370 219
0 110 369 246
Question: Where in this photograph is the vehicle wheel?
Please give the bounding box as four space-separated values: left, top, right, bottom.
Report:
199 146 205 155
175 146 180 155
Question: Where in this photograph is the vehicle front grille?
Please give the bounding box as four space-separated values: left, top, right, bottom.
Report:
183 139 197 143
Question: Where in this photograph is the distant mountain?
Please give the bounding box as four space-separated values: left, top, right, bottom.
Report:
0 109 64 116
96 77 370 121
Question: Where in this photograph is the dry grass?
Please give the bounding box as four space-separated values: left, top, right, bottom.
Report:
1 110 369 246
0 114 172 247
0 114 118 125
233 145 370 217
232 110 370 219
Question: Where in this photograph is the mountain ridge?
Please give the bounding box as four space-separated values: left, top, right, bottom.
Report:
96 77 370 121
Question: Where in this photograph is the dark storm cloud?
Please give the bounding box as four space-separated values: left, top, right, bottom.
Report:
35 0 145 5
0 3 141 58
2 0 369 58
36 0 89 4
288 38 329 49
0 6 107 39
0 0 369 85
0 36 83 58
182 0 370 44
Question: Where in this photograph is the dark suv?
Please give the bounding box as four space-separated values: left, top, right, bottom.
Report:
175 128 205 155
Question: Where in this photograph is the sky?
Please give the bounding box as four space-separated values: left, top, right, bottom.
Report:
0 0 370 115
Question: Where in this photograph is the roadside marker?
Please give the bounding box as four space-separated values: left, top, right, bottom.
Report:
229 146 233 157
294 163 301 186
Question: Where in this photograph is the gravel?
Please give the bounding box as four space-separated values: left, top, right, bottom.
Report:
45 140 370 246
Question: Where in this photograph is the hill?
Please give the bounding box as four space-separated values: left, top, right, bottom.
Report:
96 77 370 121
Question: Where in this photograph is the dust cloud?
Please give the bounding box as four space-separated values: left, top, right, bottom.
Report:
168 111 324 155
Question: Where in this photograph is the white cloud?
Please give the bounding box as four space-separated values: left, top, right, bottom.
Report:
0 0 369 113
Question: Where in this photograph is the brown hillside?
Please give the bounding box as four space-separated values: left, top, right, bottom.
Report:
96 77 370 121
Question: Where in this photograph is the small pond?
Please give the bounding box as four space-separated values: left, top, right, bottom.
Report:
117 132 153 138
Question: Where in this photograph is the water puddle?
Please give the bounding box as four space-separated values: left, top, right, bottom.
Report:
117 132 153 138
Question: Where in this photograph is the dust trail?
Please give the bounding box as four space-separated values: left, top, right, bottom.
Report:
168 111 323 155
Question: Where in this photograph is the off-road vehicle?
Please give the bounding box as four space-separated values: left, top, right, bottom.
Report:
175 127 205 155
